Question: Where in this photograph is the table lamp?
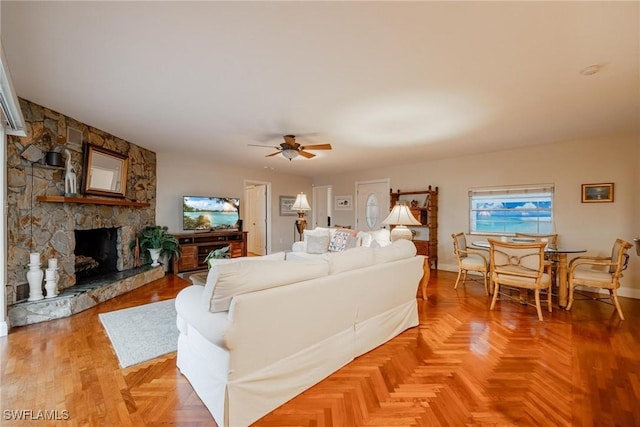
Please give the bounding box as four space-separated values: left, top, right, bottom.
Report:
382 202 421 241
292 192 311 240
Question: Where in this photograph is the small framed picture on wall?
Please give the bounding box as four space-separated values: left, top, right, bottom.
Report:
279 196 297 215
335 195 353 211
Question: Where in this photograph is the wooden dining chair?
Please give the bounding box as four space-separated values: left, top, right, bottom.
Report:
566 238 632 320
489 239 553 321
452 232 490 295
515 232 559 284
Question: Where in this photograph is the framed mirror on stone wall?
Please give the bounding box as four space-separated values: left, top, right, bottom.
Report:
82 143 128 198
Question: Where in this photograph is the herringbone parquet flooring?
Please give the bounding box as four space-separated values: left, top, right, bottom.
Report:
2 271 639 426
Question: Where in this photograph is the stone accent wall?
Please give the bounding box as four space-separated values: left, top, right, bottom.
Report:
6 99 156 305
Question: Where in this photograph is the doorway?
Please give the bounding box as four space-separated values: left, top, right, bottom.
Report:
312 185 332 229
355 179 390 231
244 180 271 255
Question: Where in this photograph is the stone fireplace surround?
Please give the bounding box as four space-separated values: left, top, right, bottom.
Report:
6 99 159 325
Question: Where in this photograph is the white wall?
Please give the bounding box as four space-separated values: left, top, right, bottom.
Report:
313 133 640 297
156 153 312 254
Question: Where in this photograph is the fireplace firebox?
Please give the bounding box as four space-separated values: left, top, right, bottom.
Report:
74 228 119 283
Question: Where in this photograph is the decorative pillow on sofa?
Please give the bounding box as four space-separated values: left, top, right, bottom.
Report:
202 252 286 311
208 260 329 312
306 233 330 254
328 228 359 252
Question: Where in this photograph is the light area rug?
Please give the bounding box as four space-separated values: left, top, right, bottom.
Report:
99 299 178 368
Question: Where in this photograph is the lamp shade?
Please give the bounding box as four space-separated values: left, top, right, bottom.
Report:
382 203 421 226
292 193 311 211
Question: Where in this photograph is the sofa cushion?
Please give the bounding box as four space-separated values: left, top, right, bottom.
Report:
373 239 417 264
209 259 329 312
202 252 286 311
327 246 375 275
328 228 359 252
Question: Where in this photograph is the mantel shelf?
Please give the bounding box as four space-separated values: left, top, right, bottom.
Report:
37 195 150 208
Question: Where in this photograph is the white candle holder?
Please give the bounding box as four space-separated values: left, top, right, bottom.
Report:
44 267 59 298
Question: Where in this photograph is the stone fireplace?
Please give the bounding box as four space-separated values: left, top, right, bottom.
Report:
6 98 157 308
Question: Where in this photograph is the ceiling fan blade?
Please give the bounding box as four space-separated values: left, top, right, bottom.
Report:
265 151 281 157
248 144 279 149
298 150 316 159
299 144 332 150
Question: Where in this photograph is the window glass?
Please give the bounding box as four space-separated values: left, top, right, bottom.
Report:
365 193 378 229
469 185 554 235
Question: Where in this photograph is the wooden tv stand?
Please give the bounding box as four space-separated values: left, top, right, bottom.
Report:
172 230 248 274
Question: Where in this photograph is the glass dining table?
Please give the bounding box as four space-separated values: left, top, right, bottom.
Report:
471 240 586 307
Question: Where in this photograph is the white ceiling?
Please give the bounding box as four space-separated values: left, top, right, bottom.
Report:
2 1 638 177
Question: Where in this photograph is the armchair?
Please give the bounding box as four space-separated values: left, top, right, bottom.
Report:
566 238 632 320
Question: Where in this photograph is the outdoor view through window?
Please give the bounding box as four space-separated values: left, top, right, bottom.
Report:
469 185 554 234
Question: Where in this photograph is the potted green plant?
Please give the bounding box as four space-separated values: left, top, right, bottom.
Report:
132 225 181 267
203 245 231 268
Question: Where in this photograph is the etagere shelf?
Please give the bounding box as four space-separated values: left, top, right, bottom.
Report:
390 186 438 269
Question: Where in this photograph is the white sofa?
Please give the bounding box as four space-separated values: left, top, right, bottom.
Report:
175 240 425 426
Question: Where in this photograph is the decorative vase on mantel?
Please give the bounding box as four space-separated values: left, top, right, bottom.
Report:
148 248 161 267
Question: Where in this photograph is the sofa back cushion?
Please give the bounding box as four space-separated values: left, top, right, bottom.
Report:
203 252 286 311
327 246 375 275
373 239 417 264
208 259 329 312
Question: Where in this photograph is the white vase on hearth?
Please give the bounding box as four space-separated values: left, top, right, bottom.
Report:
148 248 161 267
27 263 44 302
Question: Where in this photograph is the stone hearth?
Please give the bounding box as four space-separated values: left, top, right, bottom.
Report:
8 265 164 327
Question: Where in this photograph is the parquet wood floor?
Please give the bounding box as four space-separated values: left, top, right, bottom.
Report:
1 271 639 426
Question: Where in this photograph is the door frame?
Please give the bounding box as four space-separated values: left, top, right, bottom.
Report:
312 185 332 229
243 180 272 255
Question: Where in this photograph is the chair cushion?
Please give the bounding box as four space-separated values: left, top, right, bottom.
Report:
461 253 487 269
572 269 616 288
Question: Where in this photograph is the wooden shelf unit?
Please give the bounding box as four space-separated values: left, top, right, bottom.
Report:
390 186 438 270
172 230 248 273
37 195 150 208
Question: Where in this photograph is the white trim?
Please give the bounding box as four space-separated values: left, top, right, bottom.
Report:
1 123 7 336
0 43 26 136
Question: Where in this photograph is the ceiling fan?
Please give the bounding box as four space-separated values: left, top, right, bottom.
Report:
249 135 332 160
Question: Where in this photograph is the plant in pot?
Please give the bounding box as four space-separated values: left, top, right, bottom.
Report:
203 245 230 268
132 225 181 268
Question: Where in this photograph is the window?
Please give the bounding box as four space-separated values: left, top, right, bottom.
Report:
469 184 554 235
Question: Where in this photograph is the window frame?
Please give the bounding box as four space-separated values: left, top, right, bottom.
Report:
468 184 555 236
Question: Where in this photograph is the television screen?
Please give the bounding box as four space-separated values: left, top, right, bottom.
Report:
182 196 240 231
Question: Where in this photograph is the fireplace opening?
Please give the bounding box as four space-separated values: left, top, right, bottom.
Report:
74 228 119 283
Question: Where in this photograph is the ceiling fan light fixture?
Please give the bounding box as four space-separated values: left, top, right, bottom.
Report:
282 149 299 160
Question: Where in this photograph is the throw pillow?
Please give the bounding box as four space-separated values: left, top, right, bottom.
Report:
306 233 330 254
328 228 358 252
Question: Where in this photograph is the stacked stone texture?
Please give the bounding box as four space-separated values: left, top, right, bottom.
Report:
6 99 156 304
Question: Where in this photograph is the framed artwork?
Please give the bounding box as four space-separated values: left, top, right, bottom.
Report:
582 183 614 203
279 196 297 216
335 195 353 211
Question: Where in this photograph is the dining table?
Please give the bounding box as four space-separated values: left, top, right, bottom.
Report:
471 240 587 307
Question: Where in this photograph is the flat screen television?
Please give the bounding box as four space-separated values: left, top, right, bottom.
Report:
182 196 240 231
